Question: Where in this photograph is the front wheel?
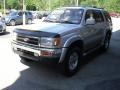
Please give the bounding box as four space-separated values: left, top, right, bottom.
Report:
27 19 32 24
62 46 82 77
10 20 16 26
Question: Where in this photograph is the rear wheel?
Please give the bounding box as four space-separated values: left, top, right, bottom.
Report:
101 33 111 51
10 20 16 26
62 46 82 77
27 19 32 24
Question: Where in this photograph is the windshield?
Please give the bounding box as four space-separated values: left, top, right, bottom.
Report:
44 9 83 24
9 12 17 16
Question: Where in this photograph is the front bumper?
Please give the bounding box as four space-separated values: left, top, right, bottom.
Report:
11 42 61 63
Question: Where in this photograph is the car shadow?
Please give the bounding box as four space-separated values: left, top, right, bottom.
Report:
0 31 10 36
2 30 120 90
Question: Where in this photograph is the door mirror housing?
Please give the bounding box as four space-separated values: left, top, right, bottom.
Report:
86 18 95 25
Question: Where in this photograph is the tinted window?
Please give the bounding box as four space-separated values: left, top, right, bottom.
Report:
28 12 32 16
85 10 93 21
103 11 112 23
18 12 23 16
25 12 28 15
93 10 104 22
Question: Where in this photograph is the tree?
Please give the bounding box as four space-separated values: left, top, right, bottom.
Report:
2 0 120 13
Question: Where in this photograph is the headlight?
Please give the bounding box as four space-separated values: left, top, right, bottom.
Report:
12 32 17 41
40 37 61 47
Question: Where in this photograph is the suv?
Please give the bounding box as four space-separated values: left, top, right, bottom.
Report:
11 7 112 76
2 11 33 26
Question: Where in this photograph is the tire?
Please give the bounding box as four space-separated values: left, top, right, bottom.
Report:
10 20 16 26
62 46 82 77
20 56 32 62
101 33 111 51
27 19 32 24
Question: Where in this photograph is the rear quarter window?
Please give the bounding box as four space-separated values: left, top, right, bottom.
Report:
103 11 112 23
93 10 104 22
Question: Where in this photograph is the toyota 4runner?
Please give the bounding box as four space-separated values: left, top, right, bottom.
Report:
11 6 112 76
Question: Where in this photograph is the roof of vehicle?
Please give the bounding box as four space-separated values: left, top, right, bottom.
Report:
59 6 104 11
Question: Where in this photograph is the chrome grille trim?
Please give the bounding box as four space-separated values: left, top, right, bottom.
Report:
17 34 39 46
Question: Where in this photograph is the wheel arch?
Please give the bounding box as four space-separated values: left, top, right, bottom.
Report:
106 29 112 39
59 39 84 63
9 19 16 25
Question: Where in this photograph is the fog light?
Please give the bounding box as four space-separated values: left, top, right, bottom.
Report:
34 53 39 57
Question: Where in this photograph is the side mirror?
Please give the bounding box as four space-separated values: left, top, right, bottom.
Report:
86 18 95 25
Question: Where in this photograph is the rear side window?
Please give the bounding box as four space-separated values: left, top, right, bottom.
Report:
103 11 112 23
24 12 32 16
85 9 104 23
93 10 104 22
18 12 23 16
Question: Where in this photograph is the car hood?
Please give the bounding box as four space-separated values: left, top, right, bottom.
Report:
0 21 5 25
4 16 11 18
16 22 79 34
0 21 3 25
2 16 11 21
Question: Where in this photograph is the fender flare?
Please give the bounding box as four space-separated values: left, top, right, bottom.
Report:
59 35 83 63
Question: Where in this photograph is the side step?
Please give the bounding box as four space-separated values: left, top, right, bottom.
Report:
83 45 101 56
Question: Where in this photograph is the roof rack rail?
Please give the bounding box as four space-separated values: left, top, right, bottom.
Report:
91 6 104 9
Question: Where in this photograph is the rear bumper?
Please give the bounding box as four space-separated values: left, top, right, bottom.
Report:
11 42 61 63
0 26 6 33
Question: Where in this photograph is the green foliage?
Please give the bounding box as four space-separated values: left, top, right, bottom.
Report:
1 0 120 13
6 0 19 9
81 0 120 13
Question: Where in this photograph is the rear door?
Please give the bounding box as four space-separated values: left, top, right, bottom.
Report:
81 9 105 51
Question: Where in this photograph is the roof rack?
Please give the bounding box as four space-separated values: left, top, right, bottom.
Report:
91 6 104 9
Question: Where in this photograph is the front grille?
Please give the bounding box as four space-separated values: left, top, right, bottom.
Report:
17 35 39 46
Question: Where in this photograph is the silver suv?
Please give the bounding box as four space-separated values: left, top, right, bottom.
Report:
12 6 112 76
2 11 33 26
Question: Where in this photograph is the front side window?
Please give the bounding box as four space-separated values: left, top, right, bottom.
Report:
85 10 94 21
44 8 83 24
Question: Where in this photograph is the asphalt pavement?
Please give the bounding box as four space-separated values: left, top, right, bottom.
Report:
0 18 120 90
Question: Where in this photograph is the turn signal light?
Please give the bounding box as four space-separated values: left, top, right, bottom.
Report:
40 50 54 56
